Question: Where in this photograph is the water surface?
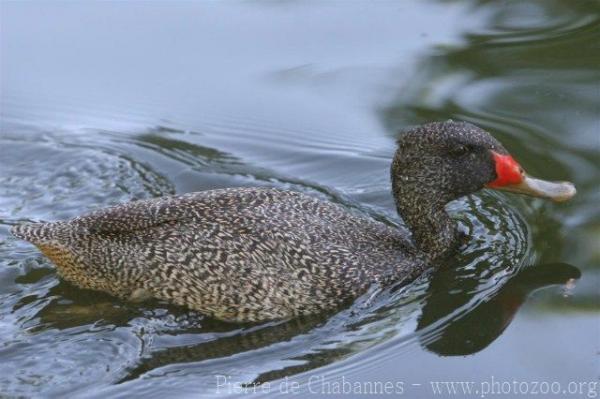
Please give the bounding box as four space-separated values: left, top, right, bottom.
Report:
1 1 598 397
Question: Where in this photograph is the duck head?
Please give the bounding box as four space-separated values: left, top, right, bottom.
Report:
391 120 575 259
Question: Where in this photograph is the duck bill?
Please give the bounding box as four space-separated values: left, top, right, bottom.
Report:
485 152 576 203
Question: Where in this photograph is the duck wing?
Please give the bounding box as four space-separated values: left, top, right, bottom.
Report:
12 188 276 241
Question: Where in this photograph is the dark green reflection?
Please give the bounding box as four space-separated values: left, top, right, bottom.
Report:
418 262 581 356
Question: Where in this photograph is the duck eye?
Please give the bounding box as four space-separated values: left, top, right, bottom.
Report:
450 145 470 157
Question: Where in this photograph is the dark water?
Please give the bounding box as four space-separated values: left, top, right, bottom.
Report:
1 1 598 398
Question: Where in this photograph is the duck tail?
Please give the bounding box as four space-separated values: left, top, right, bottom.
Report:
11 222 69 245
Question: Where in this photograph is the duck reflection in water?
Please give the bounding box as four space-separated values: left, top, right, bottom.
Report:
417 261 580 356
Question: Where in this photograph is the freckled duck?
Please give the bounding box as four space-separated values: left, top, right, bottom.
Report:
11 121 575 322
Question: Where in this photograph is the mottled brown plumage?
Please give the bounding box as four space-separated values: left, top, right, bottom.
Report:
12 121 572 322
12 188 422 321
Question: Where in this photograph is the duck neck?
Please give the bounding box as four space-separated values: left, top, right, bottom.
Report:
391 167 459 260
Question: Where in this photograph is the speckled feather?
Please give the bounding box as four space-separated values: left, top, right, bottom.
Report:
12 188 424 322
11 121 503 322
